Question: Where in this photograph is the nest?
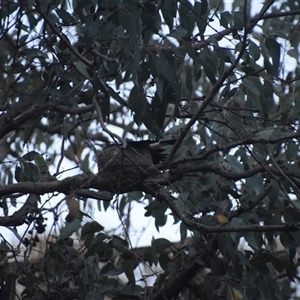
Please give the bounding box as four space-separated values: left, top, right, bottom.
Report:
97 145 155 193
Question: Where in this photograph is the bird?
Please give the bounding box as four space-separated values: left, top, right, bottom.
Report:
123 139 176 164
99 139 176 167
96 139 176 193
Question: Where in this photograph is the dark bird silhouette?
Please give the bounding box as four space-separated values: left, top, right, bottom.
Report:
97 139 176 193
100 139 176 166
125 139 176 164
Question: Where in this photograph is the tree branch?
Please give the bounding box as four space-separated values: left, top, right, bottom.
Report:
142 184 299 234
0 98 62 139
0 174 113 227
35 3 93 68
0 173 111 199
152 252 208 300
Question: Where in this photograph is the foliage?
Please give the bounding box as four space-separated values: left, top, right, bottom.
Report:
1 0 300 299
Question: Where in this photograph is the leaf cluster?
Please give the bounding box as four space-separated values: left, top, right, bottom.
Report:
1 0 300 299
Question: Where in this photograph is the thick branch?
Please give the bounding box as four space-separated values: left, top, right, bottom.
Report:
142 184 299 234
0 173 91 197
0 173 114 200
0 194 38 226
0 173 113 226
0 98 60 139
152 253 208 300
153 164 265 186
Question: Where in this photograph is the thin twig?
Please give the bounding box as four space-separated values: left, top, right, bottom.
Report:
92 96 127 147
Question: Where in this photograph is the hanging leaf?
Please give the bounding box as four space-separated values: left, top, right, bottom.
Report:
121 258 136 292
265 38 281 73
